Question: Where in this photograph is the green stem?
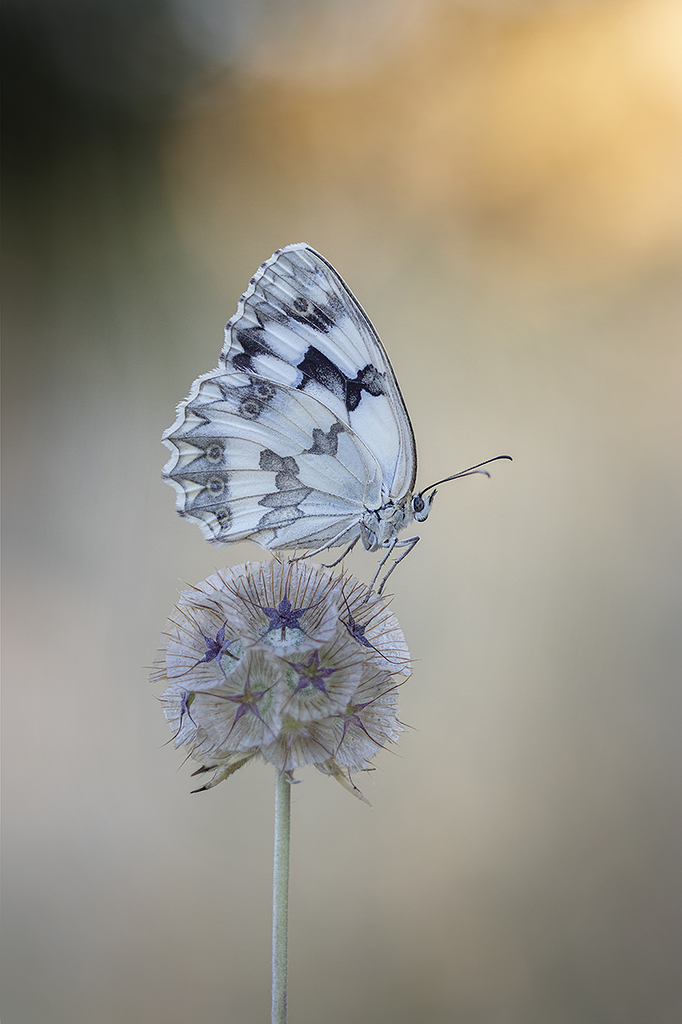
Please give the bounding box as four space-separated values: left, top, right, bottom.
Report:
272 769 291 1024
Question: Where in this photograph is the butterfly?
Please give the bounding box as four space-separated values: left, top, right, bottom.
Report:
162 244 510 592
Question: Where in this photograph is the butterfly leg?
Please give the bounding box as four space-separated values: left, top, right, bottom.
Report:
320 536 360 569
292 527 360 562
366 539 397 596
376 535 420 595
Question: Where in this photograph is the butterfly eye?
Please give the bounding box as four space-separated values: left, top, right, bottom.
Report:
293 297 309 313
411 492 433 522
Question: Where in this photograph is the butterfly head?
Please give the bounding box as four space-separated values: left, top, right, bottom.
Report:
410 489 437 523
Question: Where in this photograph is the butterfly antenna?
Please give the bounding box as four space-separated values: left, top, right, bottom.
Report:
417 455 512 497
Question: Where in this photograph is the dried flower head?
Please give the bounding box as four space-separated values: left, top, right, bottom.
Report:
151 559 411 801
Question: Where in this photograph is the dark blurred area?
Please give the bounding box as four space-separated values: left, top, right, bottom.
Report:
3 0 200 360
3 2 682 1023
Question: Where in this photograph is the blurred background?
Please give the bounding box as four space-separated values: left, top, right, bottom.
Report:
3 0 681 1021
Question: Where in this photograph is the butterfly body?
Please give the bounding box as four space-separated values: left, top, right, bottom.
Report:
163 244 505 590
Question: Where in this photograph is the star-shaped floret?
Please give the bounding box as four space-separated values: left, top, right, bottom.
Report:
196 620 237 672
336 700 382 748
287 649 337 695
342 609 375 650
222 672 271 725
260 597 311 640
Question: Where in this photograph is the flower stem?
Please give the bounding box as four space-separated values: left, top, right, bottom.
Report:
272 769 291 1024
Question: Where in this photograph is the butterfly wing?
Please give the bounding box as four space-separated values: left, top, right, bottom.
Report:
163 369 383 549
219 244 417 501
163 244 417 552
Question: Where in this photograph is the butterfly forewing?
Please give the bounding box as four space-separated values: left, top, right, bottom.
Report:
219 245 416 499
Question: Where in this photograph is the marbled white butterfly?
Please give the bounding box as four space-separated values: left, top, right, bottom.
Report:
163 244 510 591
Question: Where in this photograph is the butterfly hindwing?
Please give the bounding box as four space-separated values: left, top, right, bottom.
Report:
163 368 384 550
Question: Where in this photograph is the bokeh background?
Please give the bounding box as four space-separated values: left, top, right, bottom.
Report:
3 1 682 1021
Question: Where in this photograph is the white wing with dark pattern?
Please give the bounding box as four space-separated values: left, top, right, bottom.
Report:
218 245 417 500
163 244 419 554
163 366 384 549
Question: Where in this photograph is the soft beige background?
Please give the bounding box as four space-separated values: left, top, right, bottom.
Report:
3 1 682 1021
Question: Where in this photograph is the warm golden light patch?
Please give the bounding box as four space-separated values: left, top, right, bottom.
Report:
164 0 682 291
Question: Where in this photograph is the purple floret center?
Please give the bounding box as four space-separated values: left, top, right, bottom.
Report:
197 620 237 670
261 596 311 638
287 649 337 695
225 675 270 724
343 612 373 648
